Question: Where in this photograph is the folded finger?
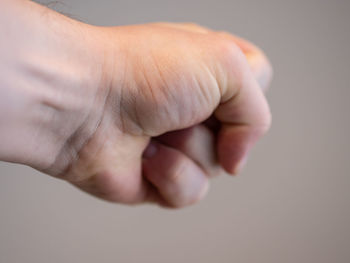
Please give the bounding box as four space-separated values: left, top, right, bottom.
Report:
216 32 273 91
142 141 209 208
215 41 272 174
156 125 223 177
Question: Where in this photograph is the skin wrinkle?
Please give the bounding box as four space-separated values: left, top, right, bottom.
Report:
24 67 88 172
60 115 111 183
139 57 159 136
150 49 177 129
204 66 222 118
203 64 221 108
191 70 214 120
108 31 144 137
124 51 145 136
119 72 126 134
49 78 102 174
150 50 169 104
52 77 105 175
155 67 188 130
152 51 217 134
210 38 245 105
50 54 113 178
207 57 225 106
173 73 193 127
181 70 212 128
179 45 219 127
115 42 131 135
132 88 143 136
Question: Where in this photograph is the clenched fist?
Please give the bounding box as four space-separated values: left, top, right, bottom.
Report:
0 1 272 208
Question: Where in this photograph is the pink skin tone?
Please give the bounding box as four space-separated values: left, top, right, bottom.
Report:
0 0 272 208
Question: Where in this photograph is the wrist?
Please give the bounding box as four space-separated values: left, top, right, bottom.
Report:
0 0 109 173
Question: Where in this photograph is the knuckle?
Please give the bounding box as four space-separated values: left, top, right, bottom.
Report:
167 180 209 209
257 108 272 136
183 23 206 30
211 35 249 86
182 22 200 27
263 111 273 133
216 30 235 40
212 32 249 71
168 157 189 185
189 179 210 205
166 158 209 208
214 36 242 61
176 23 209 34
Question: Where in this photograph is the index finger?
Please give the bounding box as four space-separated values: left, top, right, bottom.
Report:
214 39 272 174
219 33 273 92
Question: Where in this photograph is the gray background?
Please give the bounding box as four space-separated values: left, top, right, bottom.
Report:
1 0 349 262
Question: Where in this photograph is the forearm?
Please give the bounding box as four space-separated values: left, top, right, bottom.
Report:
0 0 106 172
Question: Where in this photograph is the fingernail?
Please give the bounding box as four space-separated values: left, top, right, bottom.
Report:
143 142 158 159
233 155 248 175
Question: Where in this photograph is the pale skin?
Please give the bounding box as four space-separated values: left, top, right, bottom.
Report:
0 0 272 208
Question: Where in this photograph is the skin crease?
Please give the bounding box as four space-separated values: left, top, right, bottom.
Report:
0 0 272 208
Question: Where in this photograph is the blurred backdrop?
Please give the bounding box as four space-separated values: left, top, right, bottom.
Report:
1 0 349 262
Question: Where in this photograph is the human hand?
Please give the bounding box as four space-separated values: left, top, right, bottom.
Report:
48 23 272 207
0 1 271 208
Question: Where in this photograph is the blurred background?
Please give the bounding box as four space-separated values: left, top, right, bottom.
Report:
1 0 349 262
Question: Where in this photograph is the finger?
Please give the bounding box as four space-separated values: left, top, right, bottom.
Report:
216 32 273 91
61 129 152 204
231 36 273 91
154 23 272 91
214 42 272 175
156 125 223 177
142 140 209 208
